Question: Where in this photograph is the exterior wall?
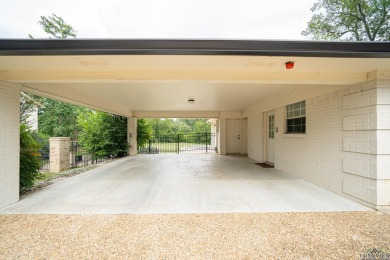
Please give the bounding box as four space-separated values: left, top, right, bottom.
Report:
342 79 390 207
246 75 390 208
247 114 263 162
128 117 137 156
0 83 20 208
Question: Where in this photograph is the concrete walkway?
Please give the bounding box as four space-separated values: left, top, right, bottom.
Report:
0 154 369 214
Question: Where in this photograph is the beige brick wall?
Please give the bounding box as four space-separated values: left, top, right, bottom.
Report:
50 137 70 173
0 83 20 208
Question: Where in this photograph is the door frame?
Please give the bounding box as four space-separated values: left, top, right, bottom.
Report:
265 110 275 165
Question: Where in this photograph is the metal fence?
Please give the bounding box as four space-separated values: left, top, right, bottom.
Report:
69 141 93 168
38 141 50 171
138 133 217 154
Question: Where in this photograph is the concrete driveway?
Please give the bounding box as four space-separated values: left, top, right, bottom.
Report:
0 154 369 214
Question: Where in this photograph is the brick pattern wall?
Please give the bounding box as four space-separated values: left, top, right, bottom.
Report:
0 83 19 208
247 78 390 207
341 80 390 206
49 137 70 173
274 89 344 193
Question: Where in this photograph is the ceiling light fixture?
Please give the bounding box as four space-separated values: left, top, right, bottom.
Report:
188 98 195 104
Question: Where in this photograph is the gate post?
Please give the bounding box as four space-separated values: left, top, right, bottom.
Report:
49 137 70 173
206 132 208 153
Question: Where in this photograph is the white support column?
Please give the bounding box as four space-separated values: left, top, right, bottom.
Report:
218 118 227 155
0 83 20 208
342 71 390 208
127 117 137 156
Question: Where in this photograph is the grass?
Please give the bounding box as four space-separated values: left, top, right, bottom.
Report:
35 171 61 183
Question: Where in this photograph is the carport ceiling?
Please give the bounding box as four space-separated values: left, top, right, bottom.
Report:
1 39 390 117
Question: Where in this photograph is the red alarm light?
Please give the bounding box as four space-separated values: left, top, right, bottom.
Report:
285 61 294 69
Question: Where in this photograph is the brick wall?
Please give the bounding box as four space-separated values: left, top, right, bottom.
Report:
246 77 390 208
0 83 19 208
49 137 70 173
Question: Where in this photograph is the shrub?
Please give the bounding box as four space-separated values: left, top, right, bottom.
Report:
20 124 41 189
77 111 128 160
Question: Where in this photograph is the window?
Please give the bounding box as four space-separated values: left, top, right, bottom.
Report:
286 100 306 134
268 115 275 138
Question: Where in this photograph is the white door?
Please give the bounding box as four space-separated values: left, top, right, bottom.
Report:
266 112 275 164
227 119 240 154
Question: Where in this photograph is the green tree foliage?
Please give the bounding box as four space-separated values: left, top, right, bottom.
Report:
29 14 77 39
77 111 128 160
144 118 211 136
20 124 41 189
27 14 80 139
194 119 211 133
38 98 86 140
20 93 40 125
302 0 390 41
137 119 153 148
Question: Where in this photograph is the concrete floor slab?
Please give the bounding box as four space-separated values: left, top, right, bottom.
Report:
0 154 370 214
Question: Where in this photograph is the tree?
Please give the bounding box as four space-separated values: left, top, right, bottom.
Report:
302 0 390 41
20 93 41 125
77 111 128 160
26 14 80 139
20 124 41 190
38 98 86 140
137 119 152 148
29 14 77 39
194 119 211 133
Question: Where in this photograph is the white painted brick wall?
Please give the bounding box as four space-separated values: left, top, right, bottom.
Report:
342 152 377 179
377 156 390 180
273 89 344 193
377 106 390 129
246 78 390 207
342 89 377 110
342 173 377 205
0 83 20 209
247 114 263 162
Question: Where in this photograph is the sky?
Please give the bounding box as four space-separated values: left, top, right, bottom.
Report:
0 0 316 40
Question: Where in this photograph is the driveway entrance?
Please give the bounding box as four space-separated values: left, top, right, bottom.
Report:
0 154 369 214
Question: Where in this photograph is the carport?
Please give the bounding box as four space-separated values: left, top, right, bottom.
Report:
0 154 368 214
1 39 390 210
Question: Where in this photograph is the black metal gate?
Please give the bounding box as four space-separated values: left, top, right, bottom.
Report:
38 140 50 171
70 141 92 168
138 133 217 154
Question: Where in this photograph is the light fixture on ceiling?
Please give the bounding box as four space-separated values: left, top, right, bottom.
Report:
188 98 195 104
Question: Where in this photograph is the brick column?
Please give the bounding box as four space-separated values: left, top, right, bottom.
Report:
342 71 390 208
0 83 20 208
50 137 70 173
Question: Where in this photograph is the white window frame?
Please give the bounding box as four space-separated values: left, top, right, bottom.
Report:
285 100 306 134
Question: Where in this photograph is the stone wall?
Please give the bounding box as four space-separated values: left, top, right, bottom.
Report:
50 137 70 173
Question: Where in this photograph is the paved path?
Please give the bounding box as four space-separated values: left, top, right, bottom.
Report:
0 154 369 214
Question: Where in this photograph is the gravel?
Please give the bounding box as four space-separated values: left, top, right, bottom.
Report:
1 211 389 259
